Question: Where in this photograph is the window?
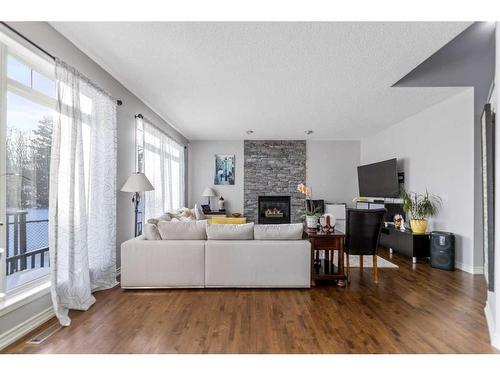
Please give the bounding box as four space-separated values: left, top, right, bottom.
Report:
0 32 55 296
135 117 185 221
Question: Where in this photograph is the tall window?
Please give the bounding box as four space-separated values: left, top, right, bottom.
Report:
136 117 185 220
0 33 55 295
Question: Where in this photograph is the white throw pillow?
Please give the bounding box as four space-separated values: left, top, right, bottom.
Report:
143 223 161 240
158 220 207 240
206 223 254 240
254 223 304 240
147 212 172 225
194 203 205 220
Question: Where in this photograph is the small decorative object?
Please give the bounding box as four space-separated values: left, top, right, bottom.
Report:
325 213 336 232
297 182 321 229
320 214 335 233
402 190 442 234
201 204 211 214
232 213 242 218
399 218 406 231
218 196 225 210
214 154 235 185
393 214 403 229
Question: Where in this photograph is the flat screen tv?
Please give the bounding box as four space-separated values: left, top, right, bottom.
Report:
358 158 399 198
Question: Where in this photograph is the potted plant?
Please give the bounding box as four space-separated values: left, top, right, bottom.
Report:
297 183 321 229
402 190 442 234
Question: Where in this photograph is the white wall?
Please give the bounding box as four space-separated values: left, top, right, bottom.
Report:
188 140 360 214
361 88 475 273
188 141 244 213
307 141 360 204
485 22 500 350
0 22 189 348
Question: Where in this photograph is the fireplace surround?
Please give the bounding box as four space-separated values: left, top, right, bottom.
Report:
244 140 306 223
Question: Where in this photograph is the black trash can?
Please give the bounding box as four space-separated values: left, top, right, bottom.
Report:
430 231 455 271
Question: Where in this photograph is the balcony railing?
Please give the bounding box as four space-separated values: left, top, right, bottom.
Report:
5 209 49 276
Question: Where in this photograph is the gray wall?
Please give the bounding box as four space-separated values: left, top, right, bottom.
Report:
188 141 244 213
306 140 360 204
0 22 188 343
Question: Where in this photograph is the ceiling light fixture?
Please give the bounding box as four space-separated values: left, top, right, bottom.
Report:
304 130 313 135
246 130 254 135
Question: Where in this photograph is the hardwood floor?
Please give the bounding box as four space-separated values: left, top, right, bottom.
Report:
2 249 497 354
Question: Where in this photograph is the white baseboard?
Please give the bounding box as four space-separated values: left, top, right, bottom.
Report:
484 302 500 349
455 261 484 274
0 306 55 351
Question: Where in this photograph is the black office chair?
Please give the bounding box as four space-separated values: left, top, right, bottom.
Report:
345 208 386 284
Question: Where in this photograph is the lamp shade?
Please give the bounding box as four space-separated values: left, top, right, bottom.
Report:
201 187 216 197
120 172 154 192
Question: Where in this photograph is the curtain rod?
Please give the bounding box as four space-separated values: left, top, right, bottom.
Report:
135 113 188 149
0 22 123 106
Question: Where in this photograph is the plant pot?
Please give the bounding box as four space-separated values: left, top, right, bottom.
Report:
410 219 428 234
305 215 318 229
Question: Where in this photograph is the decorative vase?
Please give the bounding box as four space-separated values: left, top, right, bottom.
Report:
218 196 225 211
410 219 428 234
306 215 318 229
320 214 336 232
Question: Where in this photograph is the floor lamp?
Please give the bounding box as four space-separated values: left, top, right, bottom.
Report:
121 172 154 237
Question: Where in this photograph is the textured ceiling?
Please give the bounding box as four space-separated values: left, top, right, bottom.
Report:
51 22 472 140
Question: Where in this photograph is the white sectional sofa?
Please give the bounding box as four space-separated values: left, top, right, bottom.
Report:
120 222 311 288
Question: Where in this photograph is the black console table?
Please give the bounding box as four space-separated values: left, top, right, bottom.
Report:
379 225 430 263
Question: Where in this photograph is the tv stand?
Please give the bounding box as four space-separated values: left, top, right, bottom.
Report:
379 225 430 263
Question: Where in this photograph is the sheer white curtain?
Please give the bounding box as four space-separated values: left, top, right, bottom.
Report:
49 59 118 326
139 118 185 219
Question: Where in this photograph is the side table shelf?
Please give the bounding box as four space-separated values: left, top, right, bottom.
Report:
304 229 347 287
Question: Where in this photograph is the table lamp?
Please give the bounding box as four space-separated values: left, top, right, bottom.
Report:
201 187 216 207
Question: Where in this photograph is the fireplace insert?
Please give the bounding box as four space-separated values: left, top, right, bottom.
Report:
258 196 291 224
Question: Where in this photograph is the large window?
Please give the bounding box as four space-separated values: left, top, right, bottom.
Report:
0 32 55 295
136 117 185 221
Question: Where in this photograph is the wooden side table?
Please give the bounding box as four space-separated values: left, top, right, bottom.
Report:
304 229 347 287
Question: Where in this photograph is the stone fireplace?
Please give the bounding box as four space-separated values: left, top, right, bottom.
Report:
258 196 291 224
244 140 306 223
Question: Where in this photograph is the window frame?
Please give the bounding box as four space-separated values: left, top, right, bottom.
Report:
0 31 55 301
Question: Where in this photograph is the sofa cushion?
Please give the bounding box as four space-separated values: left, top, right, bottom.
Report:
254 223 304 240
206 223 254 240
143 223 162 240
158 220 208 240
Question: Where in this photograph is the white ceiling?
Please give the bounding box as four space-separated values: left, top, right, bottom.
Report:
50 22 472 141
